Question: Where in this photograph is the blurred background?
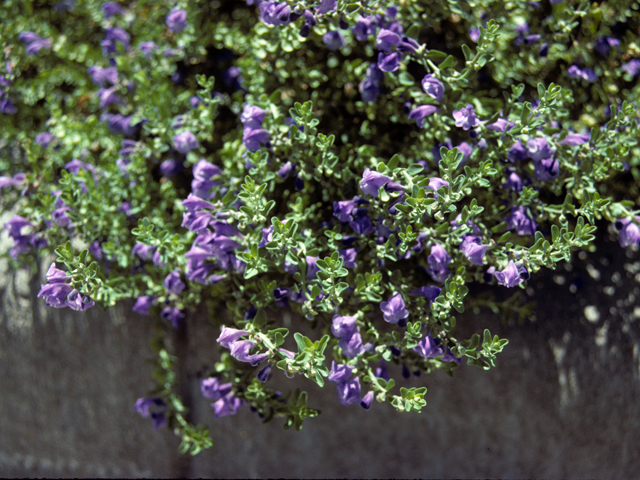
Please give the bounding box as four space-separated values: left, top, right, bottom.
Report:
1 222 640 478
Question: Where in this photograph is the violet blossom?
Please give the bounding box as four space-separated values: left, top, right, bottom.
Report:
166 8 188 33
380 293 409 325
453 104 479 130
494 260 525 287
173 131 199 154
421 74 444 102
614 217 640 248
408 105 439 128
506 206 537 236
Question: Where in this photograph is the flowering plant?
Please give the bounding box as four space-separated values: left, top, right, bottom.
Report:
1 0 639 455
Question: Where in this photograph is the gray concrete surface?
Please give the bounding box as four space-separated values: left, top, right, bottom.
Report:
1 232 640 478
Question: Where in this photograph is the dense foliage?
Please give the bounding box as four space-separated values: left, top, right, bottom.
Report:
1 0 640 454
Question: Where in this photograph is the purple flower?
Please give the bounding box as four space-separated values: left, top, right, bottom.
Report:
103 2 123 17
257 365 271 382
413 334 444 359
132 296 156 315
376 29 400 52
243 127 270 152
338 248 357 268
558 133 590 145
487 118 514 133
45 263 69 283
506 206 537 236
0 99 17 115
65 290 96 311
526 137 555 161
337 377 362 406
0 173 26 191
18 32 52 55
507 140 528 162
427 177 449 194
453 104 479 130
38 282 74 308
174 131 199 154
567 65 597 82
408 105 438 128
397 36 420 53
134 398 167 429
534 157 559 181
622 59 640 78
163 271 186 294
378 52 399 72
211 392 243 418
161 306 184 328
353 16 375 41
201 377 232 400
409 286 441 303
380 292 409 325
614 217 640 248
360 168 391 197
427 243 452 282
139 41 157 58
524 34 541 45
503 168 523 192
160 159 183 177
331 315 357 338
182 193 215 212
469 28 480 42
316 0 337 14
104 27 130 50
192 159 222 198
494 260 524 287
98 87 123 109
360 391 374 409
88 66 118 86
260 1 292 26
166 8 188 33
35 132 55 147
328 361 355 384
460 236 489 265
594 36 620 57
217 326 249 349
305 256 320 279
539 43 549 57
339 328 366 358
421 74 444 102
323 31 345 50
333 197 361 222
133 243 156 260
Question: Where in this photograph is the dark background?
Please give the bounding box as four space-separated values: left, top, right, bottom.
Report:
1 225 640 478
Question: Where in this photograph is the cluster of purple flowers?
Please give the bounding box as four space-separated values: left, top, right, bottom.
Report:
567 65 597 83
328 361 373 408
182 194 244 283
241 104 270 152
4 215 47 257
19 31 52 55
37 263 95 311
200 377 243 418
331 315 367 358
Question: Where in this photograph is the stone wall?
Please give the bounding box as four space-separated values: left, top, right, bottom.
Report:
1 233 640 478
